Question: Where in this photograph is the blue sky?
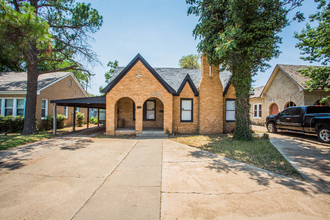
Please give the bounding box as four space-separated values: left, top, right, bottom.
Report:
79 0 320 95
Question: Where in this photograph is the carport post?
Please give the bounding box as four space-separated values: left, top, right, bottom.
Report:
87 108 89 129
97 108 100 127
73 107 76 132
53 103 57 135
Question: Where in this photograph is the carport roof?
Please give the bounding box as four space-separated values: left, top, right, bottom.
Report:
50 96 106 109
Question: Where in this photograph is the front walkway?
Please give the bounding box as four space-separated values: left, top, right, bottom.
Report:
0 137 329 219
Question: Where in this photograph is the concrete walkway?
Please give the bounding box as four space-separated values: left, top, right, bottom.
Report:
0 136 330 219
253 125 330 193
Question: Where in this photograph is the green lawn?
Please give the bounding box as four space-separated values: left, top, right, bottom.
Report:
0 133 54 151
172 135 305 181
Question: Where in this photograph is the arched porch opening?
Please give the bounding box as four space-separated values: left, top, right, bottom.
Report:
115 97 135 131
142 97 164 131
269 103 278 115
314 100 327 106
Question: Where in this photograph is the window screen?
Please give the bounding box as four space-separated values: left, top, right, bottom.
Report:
226 100 235 121
181 99 193 122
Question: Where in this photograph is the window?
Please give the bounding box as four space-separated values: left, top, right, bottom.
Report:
226 99 235 122
314 100 326 106
292 107 302 116
253 104 262 118
76 107 79 112
285 101 296 109
64 106 68 118
181 98 193 122
16 99 25 116
144 100 156 121
5 99 13 116
0 99 2 115
281 108 293 116
69 79 72 86
41 100 48 119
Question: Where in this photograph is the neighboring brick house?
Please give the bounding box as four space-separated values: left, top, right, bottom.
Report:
0 72 88 129
101 54 236 135
250 64 330 125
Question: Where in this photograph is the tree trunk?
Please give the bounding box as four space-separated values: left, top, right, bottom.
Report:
21 66 39 135
231 55 253 140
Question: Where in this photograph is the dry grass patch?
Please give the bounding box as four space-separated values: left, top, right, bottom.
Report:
172 135 305 181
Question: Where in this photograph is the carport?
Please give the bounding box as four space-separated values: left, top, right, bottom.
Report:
50 96 106 135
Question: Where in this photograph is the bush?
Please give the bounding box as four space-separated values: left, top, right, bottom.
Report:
0 115 24 133
89 116 98 124
76 112 84 127
42 114 66 130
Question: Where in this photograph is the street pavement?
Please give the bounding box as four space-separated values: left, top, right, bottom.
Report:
0 134 330 219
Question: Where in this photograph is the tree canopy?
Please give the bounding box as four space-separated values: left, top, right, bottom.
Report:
0 0 103 134
187 0 304 140
179 54 200 69
295 0 330 101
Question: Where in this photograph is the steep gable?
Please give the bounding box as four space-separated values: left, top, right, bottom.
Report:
102 54 175 94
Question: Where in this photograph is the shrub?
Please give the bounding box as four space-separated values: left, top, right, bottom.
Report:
76 112 84 127
89 116 98 124
42 114 66 130
56 114 66 129
0 115 24 133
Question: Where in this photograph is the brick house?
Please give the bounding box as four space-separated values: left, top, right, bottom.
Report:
250 64 330 125
0 72 88 129
101 54 236 135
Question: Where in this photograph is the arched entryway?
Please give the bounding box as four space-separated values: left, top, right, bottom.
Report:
314 100 327 106
269 103 278 115
284 101 296 109
115 97 135 131
142 97 164 131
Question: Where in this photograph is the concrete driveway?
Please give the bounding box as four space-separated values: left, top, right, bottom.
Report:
1 136 330 219
252 125 330 193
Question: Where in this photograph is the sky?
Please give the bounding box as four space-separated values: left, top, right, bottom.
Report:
78 0 320 95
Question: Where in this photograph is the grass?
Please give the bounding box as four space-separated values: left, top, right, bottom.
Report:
172 134 305 181
0 133 54 151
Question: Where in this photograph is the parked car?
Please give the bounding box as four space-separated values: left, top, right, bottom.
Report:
266 106 330 143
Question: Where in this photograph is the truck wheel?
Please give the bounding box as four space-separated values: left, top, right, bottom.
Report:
267 122 277 133
317 127 330 143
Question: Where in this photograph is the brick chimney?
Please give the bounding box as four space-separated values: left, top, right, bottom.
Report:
198 55 224 134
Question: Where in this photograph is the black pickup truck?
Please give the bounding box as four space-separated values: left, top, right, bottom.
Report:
266 106 330 143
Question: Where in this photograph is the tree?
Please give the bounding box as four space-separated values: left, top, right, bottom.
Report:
186 0 304 140
179 54 200 68
295 0 330 102
0 0 102 134
99 60 118 95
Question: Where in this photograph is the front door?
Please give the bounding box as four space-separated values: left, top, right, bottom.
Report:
271 104 278 115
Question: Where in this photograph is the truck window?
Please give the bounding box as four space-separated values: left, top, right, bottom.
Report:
292 107 302 116
281 108 293 116
306 106 330 114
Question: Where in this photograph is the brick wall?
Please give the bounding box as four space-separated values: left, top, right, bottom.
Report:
198 56 224 134
39 74 88 128
173 82 199 134
106 60 173 135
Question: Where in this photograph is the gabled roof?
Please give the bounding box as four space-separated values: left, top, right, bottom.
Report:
0 72 68 91
0 71 88 97
102 54 233 96
176 74 199 96
102 54 176 94
260 64 321 97
250 86 264 98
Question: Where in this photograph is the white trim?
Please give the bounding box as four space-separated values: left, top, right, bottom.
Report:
253 103 262 118
37 72 88 97
41 99 48 119
0 91 27 95
64 106 69 118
